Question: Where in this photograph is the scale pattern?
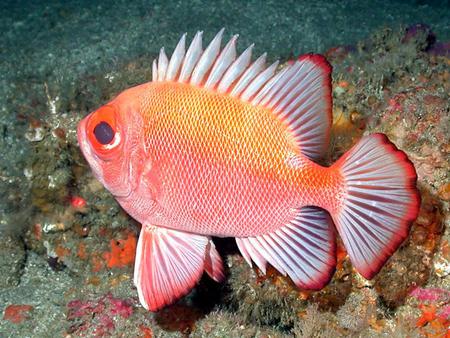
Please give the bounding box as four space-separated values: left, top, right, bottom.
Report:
140 82 337 237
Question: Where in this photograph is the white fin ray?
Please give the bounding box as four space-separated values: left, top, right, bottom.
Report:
205 34 238 89
331 134 419 279
251 66 289 105
273 65 318 116
229 53 267 97
152 31 333 159
134 226 225 311
152 60 158 82
178 31 203 82
204 239 225 282
277 69 323 122
236 207 336 289
261 62 302 108
190 28 225 86
259 56 332 159
235 237 252 266
217 44 253 93
267 63 304 110
240 61 279 101
166 33 186 81
236 237 267 273
157 48 169 81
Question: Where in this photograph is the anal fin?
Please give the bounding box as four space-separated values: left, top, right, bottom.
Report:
134 225 224 311
236 206 336 289
204 240 225 282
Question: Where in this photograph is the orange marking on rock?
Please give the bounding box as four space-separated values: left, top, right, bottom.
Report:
91 254 104 273
77 242 87 260
104 233 137 268
417 304 437 327
139 324 153 338
337 80 349 88
33 223 42 241
71 196 87 209
55 245 70 258
3 305 33 324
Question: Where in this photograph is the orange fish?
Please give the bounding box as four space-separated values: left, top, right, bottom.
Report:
77 30 420 311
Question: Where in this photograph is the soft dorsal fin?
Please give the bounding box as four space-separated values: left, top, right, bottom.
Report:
152 30 333 160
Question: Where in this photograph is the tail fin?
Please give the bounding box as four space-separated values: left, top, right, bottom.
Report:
331 133 420 279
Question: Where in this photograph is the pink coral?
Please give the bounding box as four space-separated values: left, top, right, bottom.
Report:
410 287 450 303
67 293 133 336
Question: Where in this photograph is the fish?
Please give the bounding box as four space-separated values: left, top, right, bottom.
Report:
77 29 420 311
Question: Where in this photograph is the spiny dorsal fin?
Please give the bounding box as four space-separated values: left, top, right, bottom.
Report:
152 30 332 160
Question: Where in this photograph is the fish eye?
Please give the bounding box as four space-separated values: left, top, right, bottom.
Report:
86 105 122 156
94 121 115 145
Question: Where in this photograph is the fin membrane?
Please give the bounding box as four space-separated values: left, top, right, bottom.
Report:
236 206 336 289
332 133 420 279
134 225 224 311
152 30 332 160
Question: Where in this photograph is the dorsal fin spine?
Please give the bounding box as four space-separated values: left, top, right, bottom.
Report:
152 30 333 160
205 34 238 89
229 53 267 97
157 48 168 81
190 28 224 85
152 60 158 82
179 31 203 83
241 61 278 101
217 43 253 93
166 33 186 81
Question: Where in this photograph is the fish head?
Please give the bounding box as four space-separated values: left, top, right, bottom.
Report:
77 85 147 199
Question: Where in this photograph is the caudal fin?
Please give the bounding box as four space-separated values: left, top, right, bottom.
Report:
331 133 420 279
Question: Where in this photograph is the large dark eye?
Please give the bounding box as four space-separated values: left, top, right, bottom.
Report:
94 121 115 145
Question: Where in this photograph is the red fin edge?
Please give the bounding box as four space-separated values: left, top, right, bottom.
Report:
298 54 333 131
134 226 207 311
332 133 420 279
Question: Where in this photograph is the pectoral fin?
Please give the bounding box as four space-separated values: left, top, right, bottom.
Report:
134 225 224 311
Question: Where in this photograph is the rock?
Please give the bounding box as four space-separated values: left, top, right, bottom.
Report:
0 235 26 289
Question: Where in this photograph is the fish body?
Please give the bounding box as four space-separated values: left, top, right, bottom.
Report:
78 30 420 311
124 81 337 237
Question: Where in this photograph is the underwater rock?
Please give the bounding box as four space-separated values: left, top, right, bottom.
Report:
225 254 308 328
0 252 73 336
0 235 26 289
192 310 286 337
336 290 377 332
293 304 342 338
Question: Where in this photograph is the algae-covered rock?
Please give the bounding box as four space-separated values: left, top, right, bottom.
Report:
0 235 26 289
